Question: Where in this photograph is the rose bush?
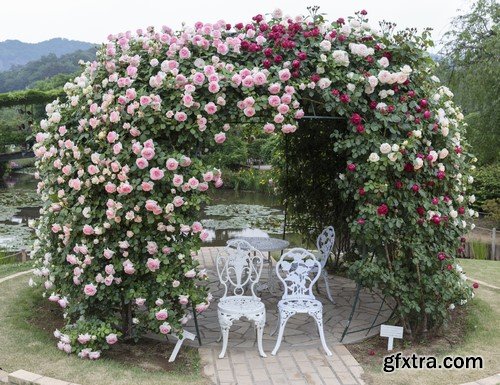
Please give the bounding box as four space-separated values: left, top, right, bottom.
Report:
31 7 476 357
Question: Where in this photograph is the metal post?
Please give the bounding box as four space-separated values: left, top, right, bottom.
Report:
192 304 202 346
492 228 497 260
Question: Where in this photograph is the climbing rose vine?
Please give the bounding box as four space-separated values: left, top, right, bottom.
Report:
31 8 475 357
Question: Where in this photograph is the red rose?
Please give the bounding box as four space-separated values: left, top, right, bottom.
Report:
458 207 465 215
473 282 479 289
419 99 428 107
360 9 368 15
436 171 446 180
356 124 365 133
395 180 403 189
431 215 441 225
350 113 362 125
416 206 425 216
377 204 389 216
357 218 366 225
347 163 356 172
404 163 414 172
340 94 351 103
359 188 366 196
411 184 420 192
438 252 446 261
447 264 453 270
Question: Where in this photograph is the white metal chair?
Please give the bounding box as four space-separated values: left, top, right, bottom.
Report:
271 248 332 356
314 226 336 303
216 239 267 358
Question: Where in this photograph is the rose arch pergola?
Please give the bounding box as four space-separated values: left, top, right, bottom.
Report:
31 8 476 358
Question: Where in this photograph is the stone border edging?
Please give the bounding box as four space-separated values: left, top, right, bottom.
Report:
459 373 500 385
0 269 32 285
467 277 500 291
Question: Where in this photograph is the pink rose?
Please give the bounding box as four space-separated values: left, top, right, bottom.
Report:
180 156 191 167
188 177 199 188
78 334 91 344
179 295 189 305
192 221 203 233
117 182 133 194
140 96 151 106
198 182 209 191
203 171 214 182
192 72 205 85
125 88 136 100
105 183 116 193
172 174 183 187
146 258 161 272
214 132 226 144
263 123 275 133
159 322 171 334
109 112 120 123
173 196 184 207
135 298 146 306
83 225 94 235
166 158 179 171
155 309 169 320
174 111 187 122
184 269 196 278
200 230 210 241
278 68 291 82
268 83 281 94
83 283 97 296
52 224 62 233
204 102 217 115
268 95 281 107
195 303 209 313
136 157 149 169
150 167 165 181
278 104 290 114
141 147 155 160
141 181 154 192
106 334 118 345
103 249 114 259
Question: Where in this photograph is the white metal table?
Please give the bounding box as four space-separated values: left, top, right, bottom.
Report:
234 236 290 294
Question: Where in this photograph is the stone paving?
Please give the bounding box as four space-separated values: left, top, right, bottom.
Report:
184 247 395 385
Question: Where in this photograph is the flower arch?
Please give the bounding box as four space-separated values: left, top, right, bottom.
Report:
32 8 475 358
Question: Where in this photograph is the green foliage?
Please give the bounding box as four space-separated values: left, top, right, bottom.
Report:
203 133 248 169
470 240 489 260
221 169 273 192
437 0 500 165
471 163 500 209
0 89 64 108
0 48 96 92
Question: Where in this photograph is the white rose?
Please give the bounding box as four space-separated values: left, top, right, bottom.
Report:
413 130 422 138
456 195 464 203
388 152 398 162
380 143 391 154
319 40 331 52
469 195 476 203
391 144 400 152
368 153 380 162
439 148 449 159
378 57 389 68
442 126 449 137
413 158 424 170
449 210 458 219
468 176 474 184
368 75 378 88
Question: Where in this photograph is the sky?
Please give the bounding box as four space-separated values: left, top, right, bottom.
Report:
1 0 473 50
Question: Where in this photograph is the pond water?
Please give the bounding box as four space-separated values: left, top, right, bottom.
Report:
0 173 299 252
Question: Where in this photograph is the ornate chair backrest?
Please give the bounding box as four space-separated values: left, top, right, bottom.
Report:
316 226 335 269
216 239 264 299
275 248 321 300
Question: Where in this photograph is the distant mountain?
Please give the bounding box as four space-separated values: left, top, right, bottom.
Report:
0 38 96 71
0 47 98 93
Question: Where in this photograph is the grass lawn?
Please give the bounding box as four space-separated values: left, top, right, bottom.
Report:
0 276 208 385
348 260 500 385
458 258 500 287
0 261 32 279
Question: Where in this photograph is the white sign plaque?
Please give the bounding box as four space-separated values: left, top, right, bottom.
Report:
380 324 404 351
168 330 196 362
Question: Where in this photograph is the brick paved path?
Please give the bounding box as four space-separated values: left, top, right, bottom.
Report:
187 247 395 385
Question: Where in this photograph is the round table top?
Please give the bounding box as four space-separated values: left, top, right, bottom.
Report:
235 236 290 252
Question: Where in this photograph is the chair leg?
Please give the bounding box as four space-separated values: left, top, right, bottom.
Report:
310 310 332 356
323 272 335 304
219 326 230 359
256 318 267 358
270 312 280 336
271 310 293 356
